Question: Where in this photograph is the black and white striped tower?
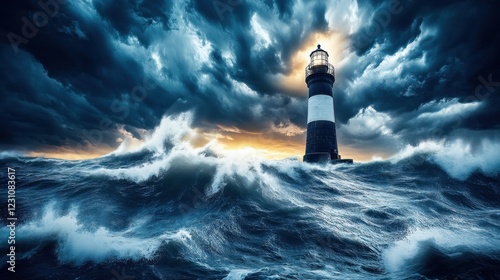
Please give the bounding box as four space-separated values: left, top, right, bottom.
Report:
303 44 353 164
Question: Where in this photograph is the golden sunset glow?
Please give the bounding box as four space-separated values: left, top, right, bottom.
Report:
28 133 374 162
29 122 373 162
214 133 304 160
280 31 348 97
29 148 112 160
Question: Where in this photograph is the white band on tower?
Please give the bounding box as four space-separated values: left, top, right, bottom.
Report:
307 95 335 124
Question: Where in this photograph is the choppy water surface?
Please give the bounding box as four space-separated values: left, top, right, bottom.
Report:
1 114 499 279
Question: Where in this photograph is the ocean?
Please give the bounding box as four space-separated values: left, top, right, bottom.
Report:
1 114 499 279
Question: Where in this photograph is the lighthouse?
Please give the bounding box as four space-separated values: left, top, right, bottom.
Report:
303 45 353 164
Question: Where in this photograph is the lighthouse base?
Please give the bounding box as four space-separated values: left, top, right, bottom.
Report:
330 159 353 164
303 153 353 164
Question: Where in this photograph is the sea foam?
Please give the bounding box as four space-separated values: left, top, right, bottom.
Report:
389 139 500 180
12 207 193 265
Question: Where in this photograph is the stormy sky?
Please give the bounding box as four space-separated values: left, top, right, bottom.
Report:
1 0 499 160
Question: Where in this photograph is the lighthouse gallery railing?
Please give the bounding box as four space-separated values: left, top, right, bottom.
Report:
305 63 335 78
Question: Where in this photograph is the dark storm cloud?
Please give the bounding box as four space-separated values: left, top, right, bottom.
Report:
0 1 174 151
340 0 500 139
182 0 332 134
93 0 173 47
189 0 329 90
0 47 116 151
0 0 499 156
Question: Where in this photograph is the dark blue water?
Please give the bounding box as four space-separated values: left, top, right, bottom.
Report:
1 114 499 279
